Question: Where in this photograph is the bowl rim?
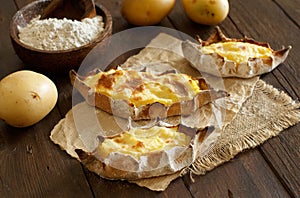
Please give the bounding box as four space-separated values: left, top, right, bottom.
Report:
9 0 112 54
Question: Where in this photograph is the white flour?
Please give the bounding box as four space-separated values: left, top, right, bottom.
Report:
18 16 105 50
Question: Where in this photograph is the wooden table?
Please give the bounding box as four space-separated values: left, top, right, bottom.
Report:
1 0 299 197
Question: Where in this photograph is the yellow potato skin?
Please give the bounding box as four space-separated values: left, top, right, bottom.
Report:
0 70 58 128
121 0 176 26
181 0 229 25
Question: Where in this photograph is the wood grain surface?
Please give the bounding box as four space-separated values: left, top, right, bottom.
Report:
0 0 299 197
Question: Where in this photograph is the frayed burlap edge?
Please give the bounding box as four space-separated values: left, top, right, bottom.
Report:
188 80 300 177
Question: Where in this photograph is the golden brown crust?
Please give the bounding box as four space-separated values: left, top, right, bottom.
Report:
200 26 271 48
75 148 192 180
70 69 117 115
183 26 292 78
75 126 208 180
200 26 291 60
70 69 227 120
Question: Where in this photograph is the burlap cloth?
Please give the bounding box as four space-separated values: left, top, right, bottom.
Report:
50 34 300 191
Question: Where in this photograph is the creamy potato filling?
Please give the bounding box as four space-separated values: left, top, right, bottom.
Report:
200 41 273 64
83 69 202 107
97 126 190 159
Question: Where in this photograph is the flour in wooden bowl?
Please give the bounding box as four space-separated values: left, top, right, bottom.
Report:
18 16 105 51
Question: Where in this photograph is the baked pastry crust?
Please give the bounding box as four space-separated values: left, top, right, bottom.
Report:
76 123 209 180
182 26 291 78
70 68 227 120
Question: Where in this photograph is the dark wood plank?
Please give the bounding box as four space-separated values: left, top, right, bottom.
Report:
274 0 300 26
228 1 300 197
0 108 93 197
0 0 24 79
183 150 290 197
167 1 290 196
96 0 129 33
259 126 300 198
170 0 287 197
84 168 192 198
229 0 300 98
14 0 34 8
0 1 95 196
4 0 298 197
54 76 74 117
168 0 299 196
168 0 216 39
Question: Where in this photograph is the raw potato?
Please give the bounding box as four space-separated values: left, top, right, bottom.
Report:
0 70 58 127
181 0 229 25
121 0 175 26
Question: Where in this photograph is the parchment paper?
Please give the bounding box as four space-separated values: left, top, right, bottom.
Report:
50 33 300 191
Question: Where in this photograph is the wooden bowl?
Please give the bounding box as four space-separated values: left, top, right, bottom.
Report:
10 0 112 74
